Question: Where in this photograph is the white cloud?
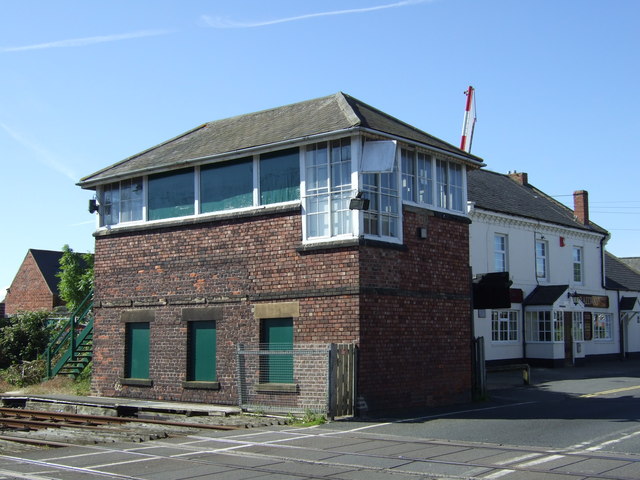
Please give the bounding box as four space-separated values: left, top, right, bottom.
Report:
0 123 77 181
201 0 433 28
0 29 175 53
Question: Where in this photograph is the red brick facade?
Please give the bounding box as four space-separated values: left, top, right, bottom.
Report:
5 251 63 316
91 205 472 412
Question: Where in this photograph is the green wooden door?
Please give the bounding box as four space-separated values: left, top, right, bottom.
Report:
261 318 293 383
125 322 149 379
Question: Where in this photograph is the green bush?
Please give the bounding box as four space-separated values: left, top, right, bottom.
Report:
0 311 52 369
1 358 46 387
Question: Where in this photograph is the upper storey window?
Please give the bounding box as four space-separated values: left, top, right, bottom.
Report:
99 177 143 227
401 148 464 213
260 148 300 205
305 139 352 239
200 157 253 213
98 147 301 228
148 168 195 221
363 166 399 239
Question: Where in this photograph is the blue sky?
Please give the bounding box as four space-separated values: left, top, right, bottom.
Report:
1 0 639 294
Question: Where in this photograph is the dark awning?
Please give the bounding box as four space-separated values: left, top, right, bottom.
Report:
473 272 512 309
523 285 569 306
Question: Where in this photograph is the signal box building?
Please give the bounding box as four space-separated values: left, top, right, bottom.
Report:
79 93 484 413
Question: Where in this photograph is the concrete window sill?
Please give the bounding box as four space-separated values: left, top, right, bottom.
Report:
255 383 298 393
120 378 153 387
182 381 220 391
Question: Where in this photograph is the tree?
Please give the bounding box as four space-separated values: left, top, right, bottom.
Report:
57 245 94 312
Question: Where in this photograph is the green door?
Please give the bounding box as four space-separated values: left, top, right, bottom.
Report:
261 318 293 383
125 322 149 379
188 320 216 381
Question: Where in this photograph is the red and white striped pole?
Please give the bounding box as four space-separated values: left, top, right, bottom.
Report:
460 86 476 153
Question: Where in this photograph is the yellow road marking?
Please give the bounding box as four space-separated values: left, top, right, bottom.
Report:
580 385 640 398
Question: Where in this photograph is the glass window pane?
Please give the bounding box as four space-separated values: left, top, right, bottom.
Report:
201 158 253 213
260 148 300 205
148 168 195 220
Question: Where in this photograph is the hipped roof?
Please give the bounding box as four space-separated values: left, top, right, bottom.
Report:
79 92 484 188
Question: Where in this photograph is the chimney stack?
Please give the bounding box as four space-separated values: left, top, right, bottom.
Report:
508 171 528 186
573 190 590 225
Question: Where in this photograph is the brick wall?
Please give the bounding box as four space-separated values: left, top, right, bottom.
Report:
5 252 59 315
92 209 361 404
357 207 472 412
92 206 472 411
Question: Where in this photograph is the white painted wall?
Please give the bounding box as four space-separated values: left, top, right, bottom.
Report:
469 206 616 362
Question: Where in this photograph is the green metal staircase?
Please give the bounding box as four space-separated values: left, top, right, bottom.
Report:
45 291 94 379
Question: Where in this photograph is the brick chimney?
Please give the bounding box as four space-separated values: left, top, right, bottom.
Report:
573 190 589 225
508 171 528 185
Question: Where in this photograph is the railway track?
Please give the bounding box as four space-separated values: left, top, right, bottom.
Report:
0 406 240 450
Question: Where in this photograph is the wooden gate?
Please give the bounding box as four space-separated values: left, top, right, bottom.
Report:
329 343 357 418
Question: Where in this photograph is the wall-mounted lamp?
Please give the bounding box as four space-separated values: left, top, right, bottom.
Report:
567 291 580 306
89 199 99 214
349 191 370 211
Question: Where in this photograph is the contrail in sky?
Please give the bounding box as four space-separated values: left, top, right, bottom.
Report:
0 29 174 53
0 123 77 181
202 0 433 28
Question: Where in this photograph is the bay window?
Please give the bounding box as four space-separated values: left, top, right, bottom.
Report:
526 310 563 342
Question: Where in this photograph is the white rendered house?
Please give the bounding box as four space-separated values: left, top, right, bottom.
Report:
468 170 617 367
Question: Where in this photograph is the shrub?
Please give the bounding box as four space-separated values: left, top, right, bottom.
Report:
1 358 46 387
0 311 52 369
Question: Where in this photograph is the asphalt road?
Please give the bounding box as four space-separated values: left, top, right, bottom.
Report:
1 359 639 479
325 359 640 454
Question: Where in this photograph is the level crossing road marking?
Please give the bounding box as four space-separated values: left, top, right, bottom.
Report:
580 385 640 398
584 430 640 452
493 452 542 465
515 454 565 468
483 469 515 479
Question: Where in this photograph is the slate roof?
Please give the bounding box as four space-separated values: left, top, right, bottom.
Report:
605 252 640 291
523 285 569 306
467 169 608 235
79 92 484 188
619 257 640 273
28 249 65 296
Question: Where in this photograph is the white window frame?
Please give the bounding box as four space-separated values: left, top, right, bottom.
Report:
361 144 402 243
494 234 508 272
99 177 144 227
302 138 354 241
535 239 549 281
526 310 563 343
400 149 465 214
593 313 613 341
572 246 584 284
491 310 519 342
